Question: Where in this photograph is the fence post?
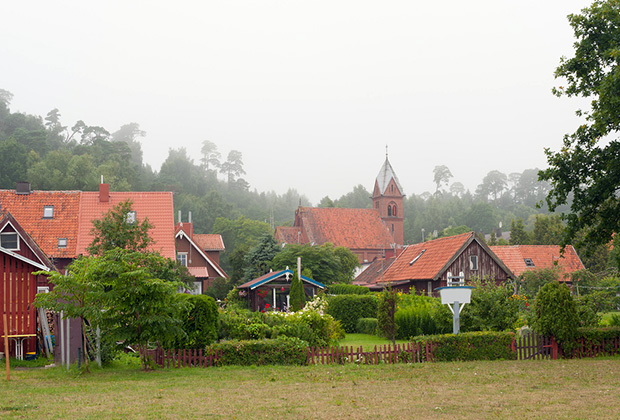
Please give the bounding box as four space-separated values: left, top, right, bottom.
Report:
551 337 558 360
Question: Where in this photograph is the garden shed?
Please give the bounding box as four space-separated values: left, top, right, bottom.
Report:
238 269 325 311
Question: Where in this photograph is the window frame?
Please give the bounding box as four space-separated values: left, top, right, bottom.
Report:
469 255 479 271
43 205 54 219
177 252 188 267
0 232 19 250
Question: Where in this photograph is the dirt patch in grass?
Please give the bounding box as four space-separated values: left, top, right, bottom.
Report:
1 358 619 419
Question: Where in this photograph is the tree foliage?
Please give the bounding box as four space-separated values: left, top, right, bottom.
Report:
531 281 580 350
289 270 306 311
87 199 153 255
377 287 399 346
540 1 620 250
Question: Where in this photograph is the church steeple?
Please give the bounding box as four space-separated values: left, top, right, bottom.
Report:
372 151 404 249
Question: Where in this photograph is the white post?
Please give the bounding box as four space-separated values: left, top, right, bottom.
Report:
66 317 70 370
96 325 101 368
60 311 65 368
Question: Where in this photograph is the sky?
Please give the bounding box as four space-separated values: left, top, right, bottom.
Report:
1 0 594 205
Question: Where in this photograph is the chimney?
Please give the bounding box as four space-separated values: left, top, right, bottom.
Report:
99 183 110 203
16 182 31 195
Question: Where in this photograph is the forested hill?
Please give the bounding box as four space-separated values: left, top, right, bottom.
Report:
1 89 583 262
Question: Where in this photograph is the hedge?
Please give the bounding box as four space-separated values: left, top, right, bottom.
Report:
326 294 378 332
569 326 620 357
172 294 219 348
328 284 370 295
413 331 515 362
356 317 378 335
205 336 308 366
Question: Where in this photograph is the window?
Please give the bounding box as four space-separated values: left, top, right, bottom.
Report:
392 205 397 217
177 253 188 267
387 205 392 217
470 255 478 271
43 205 54 218
0 232 18 250
126 211 137 224
58 238 67 248
37 286 49 294
524 258 535 267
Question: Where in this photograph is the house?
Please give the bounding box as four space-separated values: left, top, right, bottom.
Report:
274 155 404 264
489 245 585 281
175 212 227 294
0 212 55 358
353 256 396 291
0 182 176 269
0 183 81 272
370 232 515 295
237 269 325 311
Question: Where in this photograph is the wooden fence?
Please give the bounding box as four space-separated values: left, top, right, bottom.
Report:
307 342 435 365
154 335 620 368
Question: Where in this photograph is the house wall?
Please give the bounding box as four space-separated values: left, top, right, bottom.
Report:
436 241 510 288
0 253 38 356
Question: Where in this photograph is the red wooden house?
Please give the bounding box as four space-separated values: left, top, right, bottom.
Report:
0 212 55 357
367 232 515 295
175 213 228 294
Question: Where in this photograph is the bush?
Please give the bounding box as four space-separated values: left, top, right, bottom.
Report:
206 336 308 366
531 281 580 350
328 284 370 295
395 293 451 339
460 278 520 332
326 294 378 333
569 326 620 357
413 331 515 362
356 318 378 334
224 287 249 310
170 294 219 348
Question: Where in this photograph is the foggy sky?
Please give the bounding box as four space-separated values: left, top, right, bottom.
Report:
1 1 593 204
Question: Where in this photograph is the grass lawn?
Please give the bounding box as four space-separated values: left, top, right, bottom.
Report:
600 311 620 326
1 355 619 419
338 333 408 351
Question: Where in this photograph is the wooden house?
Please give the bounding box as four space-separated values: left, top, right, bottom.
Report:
372 232 515 295
0 212 55 358
237 269 325 312
175 213 228 294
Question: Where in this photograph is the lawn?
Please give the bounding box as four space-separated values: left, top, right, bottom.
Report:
1 355 619 419
338 333 408 351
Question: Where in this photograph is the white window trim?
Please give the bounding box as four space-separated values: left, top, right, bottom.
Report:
177 252 188 267
58 238 67 248
0 232 19 251
43 205 54 218
470 255 479 271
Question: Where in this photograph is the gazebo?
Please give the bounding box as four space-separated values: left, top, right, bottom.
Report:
237 269 325 312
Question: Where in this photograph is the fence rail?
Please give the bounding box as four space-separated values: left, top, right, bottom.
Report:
154 335 620 368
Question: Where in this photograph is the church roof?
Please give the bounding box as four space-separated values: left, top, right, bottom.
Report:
375 156 404 195
294 207 394 250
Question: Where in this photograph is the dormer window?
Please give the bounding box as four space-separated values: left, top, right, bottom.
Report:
58 238 67 248
524 258 535 267
1 232 19 250
43 206 54 218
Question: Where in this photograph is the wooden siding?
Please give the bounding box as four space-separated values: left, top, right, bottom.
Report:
0 252 38 356
437 241 510 287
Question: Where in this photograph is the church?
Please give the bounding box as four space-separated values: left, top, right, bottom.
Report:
274 155 404 265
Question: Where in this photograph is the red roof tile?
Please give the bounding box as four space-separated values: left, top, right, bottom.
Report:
295 207 394 249
354 257 396 286
0 189 81 259
76 191 175 259
382 232 475 282
193 234 225 251
274 226 302 245
489 245 584 278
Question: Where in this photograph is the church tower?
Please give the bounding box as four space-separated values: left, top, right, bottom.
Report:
372 151 404 250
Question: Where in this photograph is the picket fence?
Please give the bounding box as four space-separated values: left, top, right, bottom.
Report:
153 335 620 368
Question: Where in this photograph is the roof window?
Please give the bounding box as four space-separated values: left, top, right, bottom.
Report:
58 238 67 248
524 258 535 267
126 211 137 224
409 249 426 266
43 205 54 218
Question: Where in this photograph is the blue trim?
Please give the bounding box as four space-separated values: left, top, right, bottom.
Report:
435 286 476 291
249 269 326 290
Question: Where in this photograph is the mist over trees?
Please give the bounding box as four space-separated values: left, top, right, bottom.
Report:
2 89 613 278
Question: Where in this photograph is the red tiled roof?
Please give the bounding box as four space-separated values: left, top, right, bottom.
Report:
295 207 394 249
193 234 225 251
381 232 475 283
76 191 175 259
274 226 302 245
354 257 396 286
489 245 584 278
187 267 209 278
0 189 81 259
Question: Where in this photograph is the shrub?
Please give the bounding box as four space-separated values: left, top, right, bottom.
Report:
290 270 305 311
328 284 370 295
206 336 308 366
460 278 520 332
224 287 249 310
571 326 620 356
326 294 378 333
395 293 451 339
172 294 219 349
531 281 580 351
356 318 378 334
413 331 515 362
377 287 399 345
